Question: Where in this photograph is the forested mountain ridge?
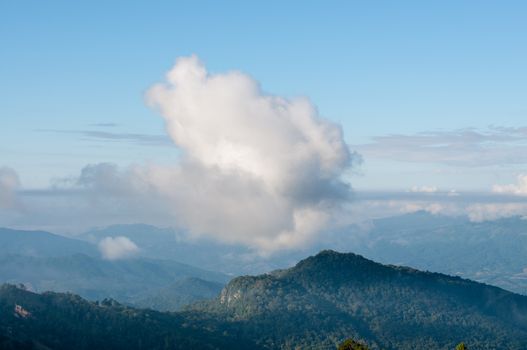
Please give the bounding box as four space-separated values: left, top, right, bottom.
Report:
196 250 527 349
0 284 258 350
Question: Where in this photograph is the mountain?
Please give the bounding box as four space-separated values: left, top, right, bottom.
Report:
194 250 527 349
0 253 228 304
78 224 262 275
332 212 527 294
0 228 97 258
2 251 527 349
0 227 229 310
80 224 176 247
135 277 224 312
72 216 527 295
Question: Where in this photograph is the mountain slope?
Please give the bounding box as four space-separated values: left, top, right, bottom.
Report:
0 227 229 310
197 250 527 349
0 228 97 257
135 277 224 312
0 254 228 303
78 224 260 275
0 284 258 350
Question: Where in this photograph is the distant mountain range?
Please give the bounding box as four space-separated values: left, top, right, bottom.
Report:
0 227 228 310
0 253 227 304
0 228 97 258
337 212 527 294
2 211 527 312
79 214 527 295
2 250 527 349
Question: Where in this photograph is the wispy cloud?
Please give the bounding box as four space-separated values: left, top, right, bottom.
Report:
38 129 172 147
88 123 119 128
354 126 527 167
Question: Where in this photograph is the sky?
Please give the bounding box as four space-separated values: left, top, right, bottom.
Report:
1 1 527 250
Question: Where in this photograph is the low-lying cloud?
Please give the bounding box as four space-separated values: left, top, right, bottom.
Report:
493 174 527 196
98 236 139 260
358 192 527 222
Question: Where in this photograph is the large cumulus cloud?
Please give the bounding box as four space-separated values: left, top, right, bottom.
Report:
140 55 355 251
47 56 355 252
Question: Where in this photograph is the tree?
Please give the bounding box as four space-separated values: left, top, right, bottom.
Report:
455 342 467 350
338 338 369 350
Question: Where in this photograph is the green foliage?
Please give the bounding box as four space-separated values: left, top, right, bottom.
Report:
0 284 259 350
338 338 369 350
455 342 467 350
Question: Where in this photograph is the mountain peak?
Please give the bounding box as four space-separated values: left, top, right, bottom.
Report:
285 249 384 281
205 250 527 349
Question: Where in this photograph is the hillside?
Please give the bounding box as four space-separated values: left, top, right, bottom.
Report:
0 284 258 350
0 227 229 309
0 253 228 303
135 277 224 312
0 228 97 258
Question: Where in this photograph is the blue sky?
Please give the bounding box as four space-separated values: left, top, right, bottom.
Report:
1 0 527 192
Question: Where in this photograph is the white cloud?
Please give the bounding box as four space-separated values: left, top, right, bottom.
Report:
0 167 20 210
98 236 139 260
493 174 527 195
20 56 355 252
133 55 355 252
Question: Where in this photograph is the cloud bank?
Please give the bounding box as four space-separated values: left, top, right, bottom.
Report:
493 174 527 195
98 236 139 260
